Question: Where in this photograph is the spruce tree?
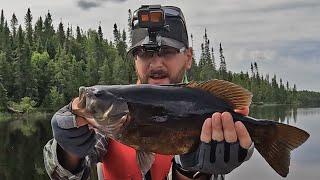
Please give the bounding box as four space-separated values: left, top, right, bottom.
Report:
199 43 205 68
211 47 216 71
113 23 120 45
0 9 4 31
1 21 10 51
98 24 103 42
187 34 199 80
34 16 44 52
10 13 18 38
44 12 56 59
76 26 82 43
57 21 65 47
219 43 227 79
254 61 260 83
127 9 133 45
24 8 33 47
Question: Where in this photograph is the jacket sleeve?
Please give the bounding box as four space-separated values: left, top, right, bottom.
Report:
43 104 109 180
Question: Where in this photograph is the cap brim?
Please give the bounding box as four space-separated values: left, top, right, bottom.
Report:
127 36 186 56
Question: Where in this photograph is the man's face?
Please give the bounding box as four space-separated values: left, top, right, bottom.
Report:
134 46 193 85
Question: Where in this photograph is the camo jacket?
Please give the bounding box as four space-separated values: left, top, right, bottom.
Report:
43 104 174 180
43 100 109 180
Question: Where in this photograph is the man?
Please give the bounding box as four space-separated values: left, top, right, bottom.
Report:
44 5 254 180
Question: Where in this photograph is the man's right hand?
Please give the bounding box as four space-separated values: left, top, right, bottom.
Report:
51 98 97 171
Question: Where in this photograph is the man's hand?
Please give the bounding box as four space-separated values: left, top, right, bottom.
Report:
176 108 254 178
51 99 97 169
200 108 252 149
72 97 99 128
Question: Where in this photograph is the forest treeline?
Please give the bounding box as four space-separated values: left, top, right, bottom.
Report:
0 8 319 111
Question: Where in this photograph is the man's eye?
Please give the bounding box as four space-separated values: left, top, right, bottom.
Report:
162 49 176 54
142 52 154 58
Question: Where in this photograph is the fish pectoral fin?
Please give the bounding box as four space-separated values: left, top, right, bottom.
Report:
185 79 252 109
136 151 155 175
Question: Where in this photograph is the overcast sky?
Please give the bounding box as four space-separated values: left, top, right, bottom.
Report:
1 0 319 91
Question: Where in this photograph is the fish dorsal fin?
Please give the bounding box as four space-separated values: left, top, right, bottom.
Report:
185 79 253 109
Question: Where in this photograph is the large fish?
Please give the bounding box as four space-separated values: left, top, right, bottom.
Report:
74 79 309 177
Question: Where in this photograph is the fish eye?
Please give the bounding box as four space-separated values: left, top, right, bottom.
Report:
94 90 105 98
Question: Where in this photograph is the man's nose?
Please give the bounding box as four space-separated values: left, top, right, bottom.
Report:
149 56 164 68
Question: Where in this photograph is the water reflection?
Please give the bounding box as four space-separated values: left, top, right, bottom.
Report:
250 105 298 123
0 107 318 180
0 113 52 180
229 107 319 180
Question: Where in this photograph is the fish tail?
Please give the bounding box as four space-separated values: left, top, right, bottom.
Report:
233 114 310 177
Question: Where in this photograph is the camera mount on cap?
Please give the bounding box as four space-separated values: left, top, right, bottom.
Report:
128 5 188 56
133 5 169 49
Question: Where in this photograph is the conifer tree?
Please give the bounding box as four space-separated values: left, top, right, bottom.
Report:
113 23 120 45
211 47 216 71
34 16 44 52
199 43 205 68
76 26 82 43
98 24 103 42
254 61 260 83
127 9 133 44
44 12 55 59
57 21 65 47
187 34 199 80
10 13 18 38
1 21 10 51
250 62 254 78
219 43 227 79
24 8 33 47
0 9 4 32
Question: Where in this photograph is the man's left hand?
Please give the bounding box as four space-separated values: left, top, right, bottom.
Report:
200 107 252 149
176 107 254 177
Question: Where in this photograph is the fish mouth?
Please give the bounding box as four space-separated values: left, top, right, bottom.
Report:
109 112 129 121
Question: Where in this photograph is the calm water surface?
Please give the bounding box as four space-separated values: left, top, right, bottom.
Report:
228 106 319 180
0 106 319 180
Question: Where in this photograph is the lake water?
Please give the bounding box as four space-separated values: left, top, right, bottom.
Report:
0 106 319 180
228 106 319 180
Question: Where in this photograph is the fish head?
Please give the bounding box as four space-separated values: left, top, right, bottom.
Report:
78 86 129 136
79 86 117 120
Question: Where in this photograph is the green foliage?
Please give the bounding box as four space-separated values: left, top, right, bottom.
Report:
8 97 37 113
0 82 8 110
297 90 320 107
112 55 129 84
31 51 52 104
0 8 318 113
44 86 66 110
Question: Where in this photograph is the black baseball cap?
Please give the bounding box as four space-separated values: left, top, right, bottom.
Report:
128 5 189 55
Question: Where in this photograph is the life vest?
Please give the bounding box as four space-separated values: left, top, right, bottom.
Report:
102 139 173 180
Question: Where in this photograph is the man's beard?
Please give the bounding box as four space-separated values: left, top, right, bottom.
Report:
137 67 186 84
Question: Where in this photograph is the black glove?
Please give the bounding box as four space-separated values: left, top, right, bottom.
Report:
51 103 97 158
176 140 254 176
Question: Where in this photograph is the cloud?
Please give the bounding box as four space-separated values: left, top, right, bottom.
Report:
223 39 320 91
77 0 100 10
77 0 127 10
236 1 320 14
